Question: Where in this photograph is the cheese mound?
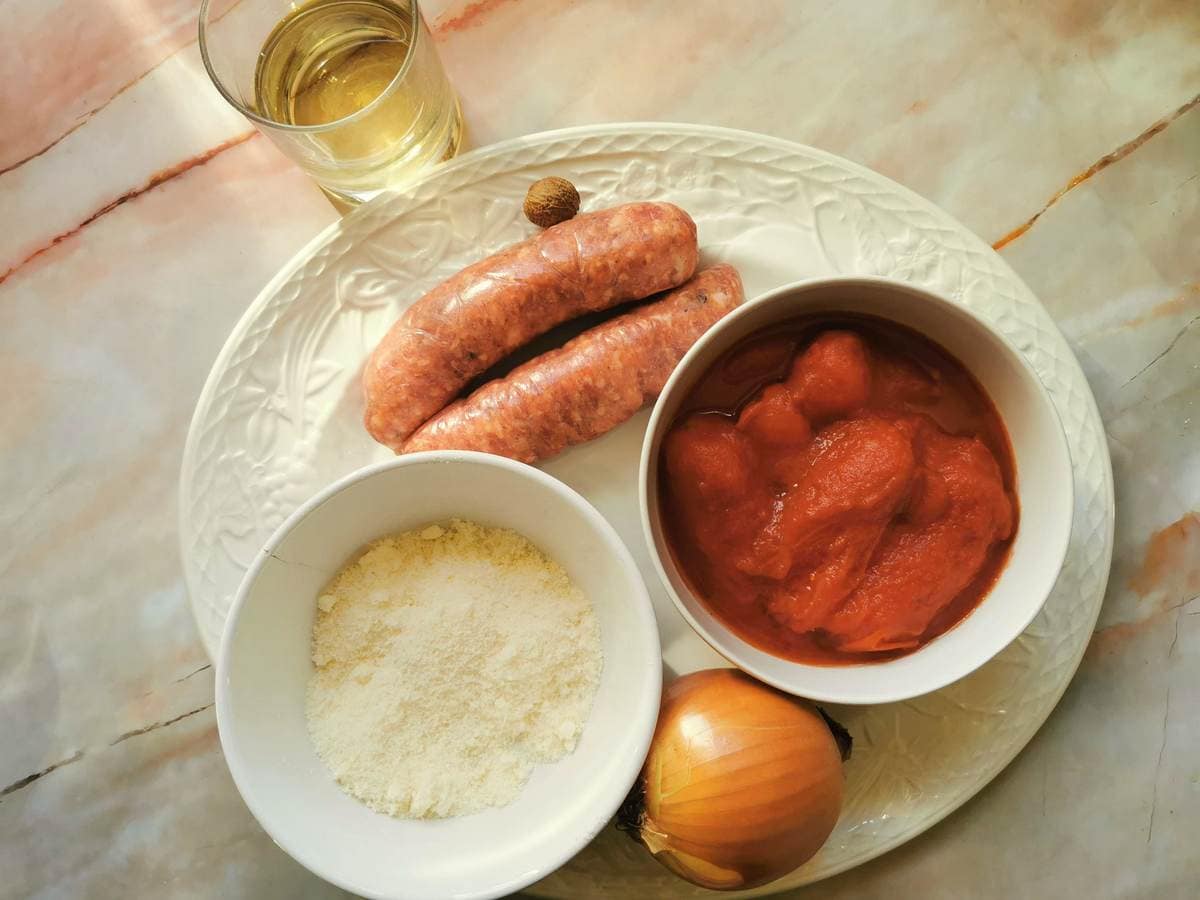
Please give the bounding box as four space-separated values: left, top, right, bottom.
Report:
306 519 602 818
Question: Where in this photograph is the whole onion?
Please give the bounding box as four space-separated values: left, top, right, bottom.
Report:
618 668 850 890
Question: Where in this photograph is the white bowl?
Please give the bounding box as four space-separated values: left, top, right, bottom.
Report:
640 277 1073 705
217 451 662 900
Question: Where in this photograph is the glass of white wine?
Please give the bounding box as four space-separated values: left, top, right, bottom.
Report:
199 0 463 205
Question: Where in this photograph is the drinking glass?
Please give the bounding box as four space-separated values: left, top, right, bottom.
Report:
199 0 464 205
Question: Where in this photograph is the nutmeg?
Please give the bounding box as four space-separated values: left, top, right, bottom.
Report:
523 176 581 228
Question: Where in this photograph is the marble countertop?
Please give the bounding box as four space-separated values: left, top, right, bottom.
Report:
3 1 1198 897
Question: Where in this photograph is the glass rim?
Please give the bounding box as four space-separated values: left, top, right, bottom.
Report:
198 0 424 135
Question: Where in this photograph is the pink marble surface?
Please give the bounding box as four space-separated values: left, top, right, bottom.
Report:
2 1 1198 897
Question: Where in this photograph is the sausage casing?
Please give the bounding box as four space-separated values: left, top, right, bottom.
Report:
363 202 699 449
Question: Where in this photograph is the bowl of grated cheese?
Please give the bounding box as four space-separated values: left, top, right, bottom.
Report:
216 451 662 900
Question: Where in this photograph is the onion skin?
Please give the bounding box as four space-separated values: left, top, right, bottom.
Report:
627 669 844 890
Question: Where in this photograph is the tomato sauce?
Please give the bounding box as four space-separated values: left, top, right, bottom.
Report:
659 315 1018 665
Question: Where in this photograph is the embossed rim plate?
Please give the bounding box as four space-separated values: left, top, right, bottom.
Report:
180 123 1114 897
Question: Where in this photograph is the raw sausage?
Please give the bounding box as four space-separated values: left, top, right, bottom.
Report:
403 265 743 463
402 265 744 463
363 202 699 449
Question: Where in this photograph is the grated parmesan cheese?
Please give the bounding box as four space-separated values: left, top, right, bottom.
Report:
305 518 602 819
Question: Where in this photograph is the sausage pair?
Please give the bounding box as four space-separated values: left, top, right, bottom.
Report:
363 202 743 463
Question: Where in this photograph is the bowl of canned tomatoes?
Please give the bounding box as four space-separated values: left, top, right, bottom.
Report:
640 276 1073 705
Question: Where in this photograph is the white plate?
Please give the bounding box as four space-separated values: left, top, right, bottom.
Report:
180 123 1114 896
